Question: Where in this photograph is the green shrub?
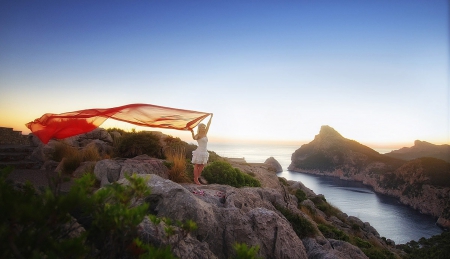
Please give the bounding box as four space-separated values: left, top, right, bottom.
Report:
62 152 83 174
352 236 372 249
52 141 77 162
0 167 179 258
398 231 450 259
0 166 89 258
360 247 396 259
295 189 307 203
274 204 317 238
118 131 163 158
232 243 262 259
202 161 261 188
318 224 349 241
278 177 288 186
311 195 341 217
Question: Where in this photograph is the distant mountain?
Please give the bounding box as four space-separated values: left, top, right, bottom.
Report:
289 125 403 175
385 140 450 162
288 125 450 229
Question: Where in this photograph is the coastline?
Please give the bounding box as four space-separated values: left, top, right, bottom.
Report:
287 166 449 231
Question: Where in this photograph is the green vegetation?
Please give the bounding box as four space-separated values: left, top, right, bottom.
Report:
232 243 262 259
202 161 261 188
278 177 288 186
398 231 450 259
0 166 197 258
402 183 423 198
360 246 396 259
295 189 307 203
274 203 317 238
118 131 163 158
317 224 349 241
419 157 450 187
311 195 342 218
378 172 406 190
294 151 335 170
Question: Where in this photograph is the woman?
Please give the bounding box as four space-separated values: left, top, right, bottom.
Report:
190 114 213 185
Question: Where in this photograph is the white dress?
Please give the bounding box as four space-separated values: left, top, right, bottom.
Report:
192 136 209 164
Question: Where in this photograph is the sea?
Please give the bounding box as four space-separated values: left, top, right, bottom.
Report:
208 142 444 244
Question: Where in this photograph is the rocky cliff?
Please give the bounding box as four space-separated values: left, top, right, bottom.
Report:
288 125 450 229
6 128 406 258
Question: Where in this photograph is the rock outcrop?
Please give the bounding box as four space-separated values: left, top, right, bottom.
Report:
288 125 450 229
134 175 309 259
94 155 169 187
264 156 283 173
114 172 400 259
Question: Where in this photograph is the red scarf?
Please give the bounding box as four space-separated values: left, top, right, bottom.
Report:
26 103 211 144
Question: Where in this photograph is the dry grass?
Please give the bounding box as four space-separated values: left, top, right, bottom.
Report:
300 204 328 225
165 147 189 183
53 141 102 175
52 141 77 162
82 144 102 161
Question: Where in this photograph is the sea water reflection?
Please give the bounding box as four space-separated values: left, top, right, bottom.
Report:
278 170 443 244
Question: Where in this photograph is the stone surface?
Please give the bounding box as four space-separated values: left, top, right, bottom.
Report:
94 155 169 186
126 174 309 259
264 156 283 173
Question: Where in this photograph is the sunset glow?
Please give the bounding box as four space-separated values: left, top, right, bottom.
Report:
1 1 448 150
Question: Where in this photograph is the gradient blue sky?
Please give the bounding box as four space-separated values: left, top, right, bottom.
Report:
1 0 448 149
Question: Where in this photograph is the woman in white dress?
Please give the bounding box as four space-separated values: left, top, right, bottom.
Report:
190 114 213 185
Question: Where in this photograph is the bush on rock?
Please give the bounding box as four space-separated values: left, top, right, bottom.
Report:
202 161 261 188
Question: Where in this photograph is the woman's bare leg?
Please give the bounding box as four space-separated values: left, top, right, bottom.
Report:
198 164 205 177
194 164 201 185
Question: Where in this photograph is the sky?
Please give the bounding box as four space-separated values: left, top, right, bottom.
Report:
1 0 449 150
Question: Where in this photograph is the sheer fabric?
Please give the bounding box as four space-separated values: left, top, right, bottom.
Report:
26 103 211 144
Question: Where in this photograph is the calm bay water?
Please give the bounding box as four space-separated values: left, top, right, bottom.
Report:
208 142 443 244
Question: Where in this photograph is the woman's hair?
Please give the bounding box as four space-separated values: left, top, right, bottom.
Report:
198 123 206 133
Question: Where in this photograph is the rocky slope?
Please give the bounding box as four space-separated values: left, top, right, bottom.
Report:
288 125 450 229
384 140 450 162
5 128 405 258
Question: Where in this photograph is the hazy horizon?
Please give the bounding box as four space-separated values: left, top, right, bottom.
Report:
1 1 448 147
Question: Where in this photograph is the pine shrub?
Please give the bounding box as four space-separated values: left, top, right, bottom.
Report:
0 167 180 258
232 243 262 259
118 131 163 158
274 203 317 238
295 189 307 203
202 161 261 188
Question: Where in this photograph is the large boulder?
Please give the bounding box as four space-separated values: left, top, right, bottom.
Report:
302 237 368 259
64 128 113 148
94 155 169 186
264 157 283 173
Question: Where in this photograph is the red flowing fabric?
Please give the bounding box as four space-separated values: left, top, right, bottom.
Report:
26 103 211 144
